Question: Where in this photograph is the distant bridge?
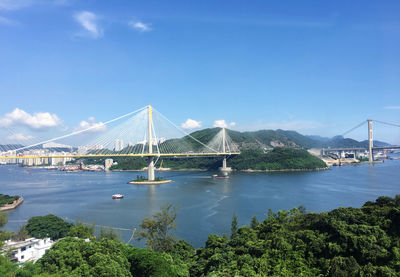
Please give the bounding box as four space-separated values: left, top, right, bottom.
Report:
322 119 400 163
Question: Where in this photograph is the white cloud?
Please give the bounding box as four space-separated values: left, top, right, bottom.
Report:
0 0 32 10
384 106 400 110
0 108 62 130
128 20 151 32
213 120 236 128
74 117 107 133
7 133 34 141
181 118 201 130
74 11 102 38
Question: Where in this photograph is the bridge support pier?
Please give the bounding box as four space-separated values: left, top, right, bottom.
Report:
368 119 373 164
219 128 232 175
148 157 155 181
219 156 232 175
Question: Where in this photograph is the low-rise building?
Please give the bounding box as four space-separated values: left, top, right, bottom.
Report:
3 237 54 263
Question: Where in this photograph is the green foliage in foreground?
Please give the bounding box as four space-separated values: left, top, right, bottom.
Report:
39 237 132 276
135 203 178 252
0 194 20 206
185 195 400 276
109 148 327 171
26 215 73 240
3 195 400 276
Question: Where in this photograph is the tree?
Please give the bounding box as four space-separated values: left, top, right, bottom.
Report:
0 213 7 228
99 226 120 241
11 225 29 241
231 214 238 237
39 237 131 276
127 248 176 277
26 214 73 240
68 222 95 239
250 215 258 229
135 203 178 252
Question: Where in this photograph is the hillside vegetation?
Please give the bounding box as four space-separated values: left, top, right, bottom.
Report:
109 148 327 171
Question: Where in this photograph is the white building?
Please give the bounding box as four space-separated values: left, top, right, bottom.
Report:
3 237 54 263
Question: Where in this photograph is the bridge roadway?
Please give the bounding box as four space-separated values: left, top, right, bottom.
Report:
322 146 400 152
0 152 240 159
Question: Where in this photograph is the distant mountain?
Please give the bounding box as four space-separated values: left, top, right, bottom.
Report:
185 128 391 150
306 135 331 143
360 140 390 148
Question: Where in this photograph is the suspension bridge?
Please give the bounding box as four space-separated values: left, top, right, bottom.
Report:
0 105 240 180
321 119 400 164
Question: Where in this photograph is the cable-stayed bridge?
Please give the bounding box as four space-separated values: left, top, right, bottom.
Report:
1 105 400 179
0 105 239 180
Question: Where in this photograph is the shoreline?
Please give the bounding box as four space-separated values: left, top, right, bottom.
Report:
128 180 174 185
241 167 329 173
112 168 208 172
0 197 24 211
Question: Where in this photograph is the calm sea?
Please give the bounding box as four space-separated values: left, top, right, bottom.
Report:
1 158 399 247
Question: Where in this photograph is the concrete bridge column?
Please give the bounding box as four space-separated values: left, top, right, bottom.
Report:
148 157 155 181
222 156 227 169
368 119 373 164
147 105 155 180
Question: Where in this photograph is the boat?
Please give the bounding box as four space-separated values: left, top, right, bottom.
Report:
212 174 229 179
112 194 124 199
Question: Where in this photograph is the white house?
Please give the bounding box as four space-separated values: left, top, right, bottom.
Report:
3 237 54 263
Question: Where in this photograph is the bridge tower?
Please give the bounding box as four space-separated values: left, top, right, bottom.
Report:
147 105 155 180
219 128 232 174
368 119 373 164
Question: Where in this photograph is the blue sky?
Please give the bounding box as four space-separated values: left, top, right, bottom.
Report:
0 0 400 145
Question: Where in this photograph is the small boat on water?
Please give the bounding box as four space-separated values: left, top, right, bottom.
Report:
212 174 229 179
112 194 124 199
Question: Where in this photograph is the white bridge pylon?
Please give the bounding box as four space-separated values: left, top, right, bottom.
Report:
0 105 240 180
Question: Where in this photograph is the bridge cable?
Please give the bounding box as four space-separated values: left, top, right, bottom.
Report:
153 107 218 153
9 106 147 153
373 119 400 128
340 120 367 137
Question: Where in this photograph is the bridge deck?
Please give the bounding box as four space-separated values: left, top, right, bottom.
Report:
0 152 240 159
322 146 400 151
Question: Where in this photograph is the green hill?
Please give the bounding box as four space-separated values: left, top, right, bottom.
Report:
186 128 388 150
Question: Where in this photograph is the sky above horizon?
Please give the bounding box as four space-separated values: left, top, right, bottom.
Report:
0 0 400 145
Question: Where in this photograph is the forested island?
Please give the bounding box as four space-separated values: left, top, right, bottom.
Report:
108 148 327 171
1 195 400 276
0 194 23 211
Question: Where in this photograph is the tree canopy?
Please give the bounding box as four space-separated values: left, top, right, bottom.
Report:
26 214 73 240
135 203 178 252
2 195 400 276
